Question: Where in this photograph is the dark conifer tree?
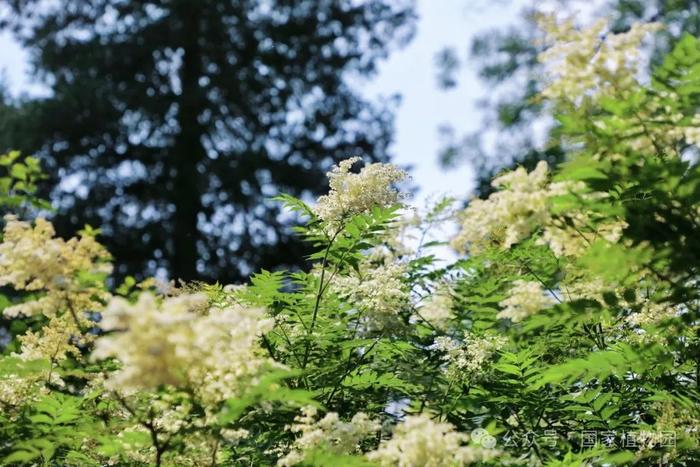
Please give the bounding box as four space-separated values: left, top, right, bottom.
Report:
0 0 415 281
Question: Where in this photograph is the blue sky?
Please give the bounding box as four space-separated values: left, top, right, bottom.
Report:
361 0 523 204
0 0 525 204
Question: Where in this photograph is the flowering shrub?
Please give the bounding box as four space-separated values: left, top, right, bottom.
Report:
1 15 700 467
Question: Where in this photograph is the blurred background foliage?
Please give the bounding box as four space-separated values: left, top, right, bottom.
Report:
436 0 700 196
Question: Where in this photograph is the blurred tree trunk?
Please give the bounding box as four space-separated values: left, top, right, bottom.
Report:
171 1 204 281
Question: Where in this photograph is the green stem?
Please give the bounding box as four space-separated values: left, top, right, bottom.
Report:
325 337 381 406
301 231 339 370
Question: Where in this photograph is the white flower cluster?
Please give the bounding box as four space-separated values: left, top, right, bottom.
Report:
333 260 410 330
541 216 627 258
1 320 80 408
17 315 85 362
112 395 250 466
560 275 678 328
538 14 662 104
559 272 607 303
314 157 408 227
585 89 690 158
451 162 625 257
626 300 678 327
0 216 113 407
278 406 380 466
367 414 498 466
0 215 112 319
684 114 700 147
451 161 551 253
418 288 454 330
0 367 54 409
92 292 276 403
433 333 506 384
616 285 680 328
498 280 555 322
